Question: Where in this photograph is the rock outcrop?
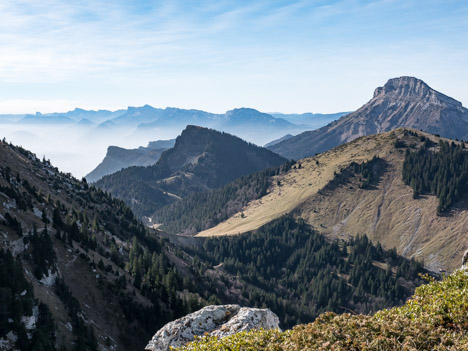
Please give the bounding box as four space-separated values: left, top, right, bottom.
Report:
462 250 468 268
85 139 175 183
145 304 280 351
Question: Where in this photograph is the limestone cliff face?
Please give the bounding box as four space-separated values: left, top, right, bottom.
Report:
269 76 468 160
145 305 280 351
85 139 176 183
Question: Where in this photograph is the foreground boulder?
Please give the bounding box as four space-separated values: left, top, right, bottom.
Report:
145 304 280 351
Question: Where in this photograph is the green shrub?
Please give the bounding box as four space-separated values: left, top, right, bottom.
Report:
175 270 468 350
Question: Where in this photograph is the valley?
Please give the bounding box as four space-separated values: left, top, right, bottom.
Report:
1 76 468 350
3 1 468 349
0 131 435 350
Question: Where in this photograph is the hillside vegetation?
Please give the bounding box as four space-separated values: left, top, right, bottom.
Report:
184 129 468 272
185 215 425 329
0 139 215 350
0 136 430 350
175 269 468 350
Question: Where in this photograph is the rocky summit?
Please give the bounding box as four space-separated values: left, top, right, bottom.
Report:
268 76 468 160
145 304 280 351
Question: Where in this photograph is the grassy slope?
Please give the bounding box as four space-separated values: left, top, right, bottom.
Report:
175 269 468 350
196 129 468 272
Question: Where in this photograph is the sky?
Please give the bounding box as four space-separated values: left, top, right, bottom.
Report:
0 0 467 114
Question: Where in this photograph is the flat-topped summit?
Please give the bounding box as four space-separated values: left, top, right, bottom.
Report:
373 76 462 107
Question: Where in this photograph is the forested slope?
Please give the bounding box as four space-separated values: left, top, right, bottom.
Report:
0 139 215 350
96 126 287 217
184 215 426 329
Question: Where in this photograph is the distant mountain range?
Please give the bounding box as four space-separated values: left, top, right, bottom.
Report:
95 126 287 217
14 108 126 125
3 107 346 147
268 77 468 159
85 139 176 183
127 107 304 146
4 106 326 145
269 112 349 128
0 107 344 178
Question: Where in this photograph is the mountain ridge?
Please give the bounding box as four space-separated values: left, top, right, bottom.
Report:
95 125 287 217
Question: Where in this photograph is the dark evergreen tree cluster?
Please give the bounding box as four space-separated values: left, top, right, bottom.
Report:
26 225 57 279
187 216 425 329
403 140 468 213
122 236 209 332
0 249 56 351
346 235 422 302
3 212 23 236
349 156 380 188
55 278 98 351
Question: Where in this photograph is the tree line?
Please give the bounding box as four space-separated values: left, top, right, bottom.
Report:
403 139 468 214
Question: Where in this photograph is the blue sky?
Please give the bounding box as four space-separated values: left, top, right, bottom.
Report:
0 0 467 114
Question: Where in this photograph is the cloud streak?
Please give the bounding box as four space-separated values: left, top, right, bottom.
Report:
0 0 466 113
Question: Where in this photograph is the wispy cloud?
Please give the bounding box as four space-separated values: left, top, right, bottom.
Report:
0 0 467 113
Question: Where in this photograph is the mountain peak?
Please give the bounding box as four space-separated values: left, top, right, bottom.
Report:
184 124 205 130
373 76 462 107
96 124 286 217
373 76 431 98
268 77 468 159
227 107 259 113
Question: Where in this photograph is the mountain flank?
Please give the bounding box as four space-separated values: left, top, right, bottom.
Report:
158 129 467 272
95 126 287 217
264 134 294 148
0 138 233 350
268 76 468 159
270 111 349 128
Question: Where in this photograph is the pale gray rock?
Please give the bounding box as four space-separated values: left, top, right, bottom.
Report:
145 304 280 351
462 250 468 268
